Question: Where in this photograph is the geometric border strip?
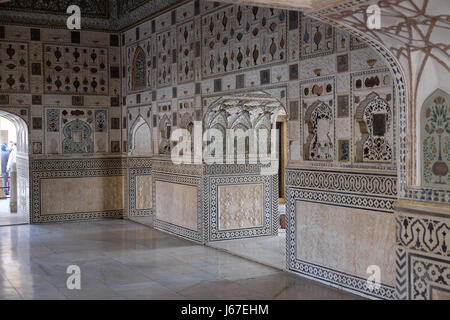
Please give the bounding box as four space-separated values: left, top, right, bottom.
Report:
288 258 396 300
205 173 278 241
288 187 395 213
396 214 450 257
286 185 396 300
395 247 407 300
31 157 126 171
152 170 204 244
31 167 124 223
286 168 397 198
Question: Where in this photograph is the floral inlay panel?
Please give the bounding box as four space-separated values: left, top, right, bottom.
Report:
421 89 450 187
301 16 334 59
201 5 287 77
0 41 29 93
218 183 264 231
43 44 109 95
177 19 199 84
156 29 175 88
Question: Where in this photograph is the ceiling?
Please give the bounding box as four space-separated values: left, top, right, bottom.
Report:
0 0 179 31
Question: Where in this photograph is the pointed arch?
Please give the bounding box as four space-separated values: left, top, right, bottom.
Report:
132 46 147 91
130 115 152 155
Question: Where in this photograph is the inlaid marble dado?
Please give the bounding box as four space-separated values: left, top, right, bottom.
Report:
135 174 152 210
295 201 396 285
155 180 198 231
218 184 264 231
41 176 124 215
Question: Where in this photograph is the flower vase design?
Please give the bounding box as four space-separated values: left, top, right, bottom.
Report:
422 91 450 186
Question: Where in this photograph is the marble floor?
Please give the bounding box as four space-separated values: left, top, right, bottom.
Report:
208 204 287 270
208 232 286 270
0 219 363 300
0 198 28 226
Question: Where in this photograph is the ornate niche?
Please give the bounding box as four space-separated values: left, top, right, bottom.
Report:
421 89 450 187
304 101 334 161
158 114 172 155
130 115 152 154
131 46 147 91
62 119 93 154
355 92 392 163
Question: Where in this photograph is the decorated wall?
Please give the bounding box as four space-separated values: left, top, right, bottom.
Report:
120 0 398 299
0 24 125 223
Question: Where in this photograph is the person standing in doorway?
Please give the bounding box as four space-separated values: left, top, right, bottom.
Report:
1 144 11 196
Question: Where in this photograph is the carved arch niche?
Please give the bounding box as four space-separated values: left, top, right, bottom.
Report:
130 115 152 154
421 89 450 187
304 101 334 161
132 46 147 91
355 92 392 163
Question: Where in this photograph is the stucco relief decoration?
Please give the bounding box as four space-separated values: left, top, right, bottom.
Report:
201 5 287 77
304 101 334 161
204 93 284 160
43 44 109 95
219 184 263 230
355 92 392 162
62 119 93 154
422 90 450 186
0 41 29 93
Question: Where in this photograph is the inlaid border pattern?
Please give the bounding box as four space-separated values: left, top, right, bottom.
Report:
129 166 152 217
286 185 396 300
286 168 397 213
408 253 450 300
396 214 450 258
205 173 277 241
31 162 124 223
128 157 153 217
152 166 204 243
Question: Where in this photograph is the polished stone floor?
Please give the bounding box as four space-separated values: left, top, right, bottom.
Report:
208 204 286 270
0 198 28 226
208 231 286 270
0 219 363 300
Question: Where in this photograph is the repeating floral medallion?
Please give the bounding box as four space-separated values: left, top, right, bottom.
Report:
0 41 29 93
201 5 287 78
43 44 109 95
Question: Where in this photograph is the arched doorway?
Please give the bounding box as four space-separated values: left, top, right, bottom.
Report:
0 109 30 226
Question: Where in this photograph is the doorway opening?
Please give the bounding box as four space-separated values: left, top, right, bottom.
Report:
206 91 288 270
0 111 30 227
